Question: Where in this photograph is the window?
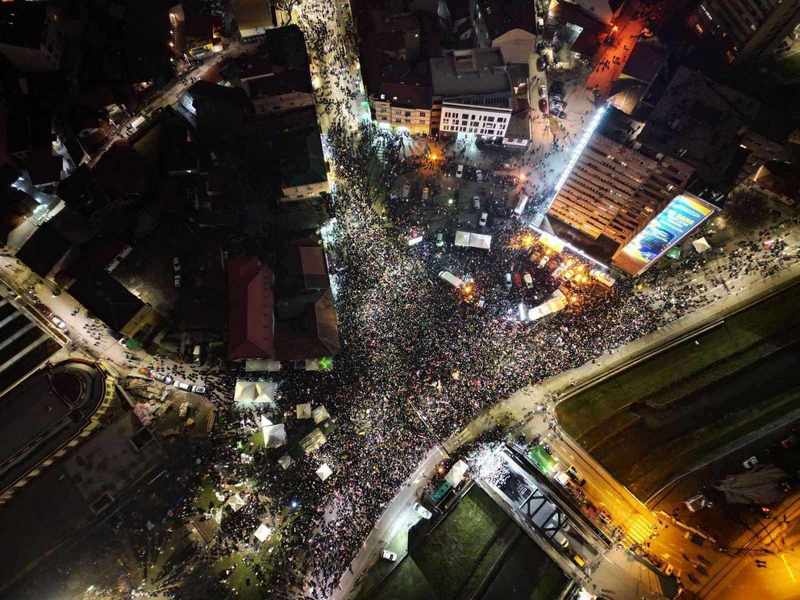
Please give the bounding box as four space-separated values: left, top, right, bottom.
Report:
487 116 495 121
419 111 425 116
405 111 411 117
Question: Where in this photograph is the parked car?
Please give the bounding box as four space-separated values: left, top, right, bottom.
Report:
190 384 207 394
382 549 398 562
174 381 192 391
50 315 67 330
539 98 548 114
567 466 586 486
742 456 759 469
421 186 430 201
476 169 483 182
479 212 488 227
684 494 708 513
473 195 481 210
684 532 705 546
513 272 523 288
505 273 512 289
456 164 464 178
413 502 432 520
150 370 175 385
402 183 411 198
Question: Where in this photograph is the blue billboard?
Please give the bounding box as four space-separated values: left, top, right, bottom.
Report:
613 193 716 276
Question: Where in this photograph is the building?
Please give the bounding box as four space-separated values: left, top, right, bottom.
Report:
751 161 800 205
227 256 275 361
0 1 63 72
371 81 434 135
431 49 513 140
243 68 315 115
638 66 763 192
695 0 800 63
471 0 538 49
233 0 275 41
547 107 695 257
560 0 625 25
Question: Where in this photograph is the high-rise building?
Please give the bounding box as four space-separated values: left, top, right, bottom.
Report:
696 0 800 63
547 107 695 254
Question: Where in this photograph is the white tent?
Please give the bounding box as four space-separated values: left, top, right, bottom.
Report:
234 380 278 410
692 237 711 254
316 463 333 481
278 454 293 470
263 423 287 448
312 405 330 424
227 493 246 512
254 523 272 543
296 403 312 419
454 230 492 250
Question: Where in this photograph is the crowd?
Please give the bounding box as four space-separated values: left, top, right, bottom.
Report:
116 2 800 599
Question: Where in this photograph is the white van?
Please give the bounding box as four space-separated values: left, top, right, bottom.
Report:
438 270 465 289
456 164 464 178
514 195 529 217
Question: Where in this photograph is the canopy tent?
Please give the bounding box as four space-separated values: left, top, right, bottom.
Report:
234 379 278 410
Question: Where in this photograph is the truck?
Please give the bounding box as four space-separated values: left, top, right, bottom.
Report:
438 270 465 289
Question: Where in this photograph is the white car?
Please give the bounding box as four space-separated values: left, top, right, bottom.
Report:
50 315 67 330
413 502 432 520
456 164 464 178
174 381 192 391
473 195 481 210
382 549 398 562
479 212 488 227
421 186 430 201
742 456 759 469
190 384 207 394
505 273 512 289
476 169 483 182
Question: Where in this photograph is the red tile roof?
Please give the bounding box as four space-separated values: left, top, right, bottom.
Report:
227 256 275 360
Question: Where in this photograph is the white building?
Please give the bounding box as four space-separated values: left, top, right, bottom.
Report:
431 49 513 141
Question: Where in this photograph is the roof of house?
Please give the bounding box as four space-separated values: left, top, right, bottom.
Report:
248 69 312 98
377 81 433 109
274 290 340 360
68 270 144 331
476 0 536 40
430 49 511 97
0 1 48 49
278 125 328 189
622 40 666 83
227 256 275 361
16 222 71 278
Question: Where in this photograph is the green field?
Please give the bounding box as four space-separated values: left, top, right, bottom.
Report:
557 283 800 498
364 486 566 600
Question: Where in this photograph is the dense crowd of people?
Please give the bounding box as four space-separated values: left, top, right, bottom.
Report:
124 2 800 598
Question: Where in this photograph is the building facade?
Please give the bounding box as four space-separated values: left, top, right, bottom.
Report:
431 49 513 141
0 2 63 72
439 102 511 137
548 108 695 251
696 0 800 63
371 82 434 136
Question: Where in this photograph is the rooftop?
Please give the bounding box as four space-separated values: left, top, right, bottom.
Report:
377 81 433 109
227 256 275 361
430 49 512 98
0 1 49 49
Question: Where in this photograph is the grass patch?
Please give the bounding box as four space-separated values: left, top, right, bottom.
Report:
557 283 800 439
629 387 800 497
412 487 509 600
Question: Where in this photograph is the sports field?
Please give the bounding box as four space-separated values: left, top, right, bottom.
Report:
557 283 800 498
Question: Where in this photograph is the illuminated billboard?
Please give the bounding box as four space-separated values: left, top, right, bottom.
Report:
613 193 716 276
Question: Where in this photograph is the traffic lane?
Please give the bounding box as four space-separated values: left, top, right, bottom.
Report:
546 434 657 532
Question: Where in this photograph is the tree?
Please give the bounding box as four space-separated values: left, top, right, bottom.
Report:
725 187 770 228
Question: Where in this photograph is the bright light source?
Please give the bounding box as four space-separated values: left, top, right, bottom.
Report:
548 105 608 207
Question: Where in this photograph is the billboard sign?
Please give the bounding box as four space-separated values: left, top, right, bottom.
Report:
613 193 716 276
